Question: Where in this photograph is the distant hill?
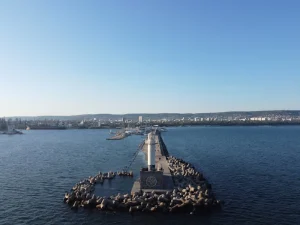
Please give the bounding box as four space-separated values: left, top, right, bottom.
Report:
7 110 300 121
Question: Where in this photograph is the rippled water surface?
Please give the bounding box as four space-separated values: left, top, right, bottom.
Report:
0 127 300 225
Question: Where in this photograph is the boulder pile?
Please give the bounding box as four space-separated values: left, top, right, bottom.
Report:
117 171 133 177
63 156 222 213
168 156 208 188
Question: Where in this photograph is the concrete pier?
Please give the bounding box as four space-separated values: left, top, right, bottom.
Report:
106 131 129 140
131 132 174 193
64 130 222 213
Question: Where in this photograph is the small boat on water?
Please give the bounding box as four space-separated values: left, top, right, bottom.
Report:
135 131 143 135
159 127 167 132
109 129 115 134
3 128 23 135
1 123 23 135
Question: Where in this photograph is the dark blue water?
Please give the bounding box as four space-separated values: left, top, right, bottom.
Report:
0 127 300 225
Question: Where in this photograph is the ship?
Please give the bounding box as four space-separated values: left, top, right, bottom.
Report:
3 124 23 135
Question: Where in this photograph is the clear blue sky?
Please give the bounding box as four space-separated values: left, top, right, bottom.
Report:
1 0 299 116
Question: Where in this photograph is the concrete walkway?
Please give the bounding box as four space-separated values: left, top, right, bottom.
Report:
131 134 174 193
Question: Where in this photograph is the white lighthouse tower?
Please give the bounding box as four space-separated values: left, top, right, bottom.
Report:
147 132 156 171
139 131 164 190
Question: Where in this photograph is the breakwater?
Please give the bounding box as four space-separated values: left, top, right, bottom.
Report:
64 171 133 209
63 132 222 214
158 133 169 157
106 132 129 140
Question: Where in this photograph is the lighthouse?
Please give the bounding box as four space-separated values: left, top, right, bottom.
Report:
139 131 164 190
147 132 156 171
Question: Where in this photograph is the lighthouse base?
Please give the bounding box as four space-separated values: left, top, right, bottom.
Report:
140 169 163 189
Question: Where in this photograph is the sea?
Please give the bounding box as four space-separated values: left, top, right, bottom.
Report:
0 126 299 225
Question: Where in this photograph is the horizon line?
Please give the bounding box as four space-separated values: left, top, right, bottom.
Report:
2 109 300 118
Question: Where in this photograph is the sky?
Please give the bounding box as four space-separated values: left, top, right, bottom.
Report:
0 0 300 116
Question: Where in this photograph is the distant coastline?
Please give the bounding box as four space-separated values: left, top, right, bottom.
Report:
4 110 300 121
160 121 300 127
6 121 299 131
1 110 300 131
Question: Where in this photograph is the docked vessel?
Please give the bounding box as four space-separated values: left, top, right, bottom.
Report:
2 124 23 135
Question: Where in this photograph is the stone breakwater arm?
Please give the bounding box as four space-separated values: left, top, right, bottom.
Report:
64 155 222 213
106 131 129 140
64 132 222 214
157 132 169 157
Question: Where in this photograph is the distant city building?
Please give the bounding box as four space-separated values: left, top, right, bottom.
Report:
138 116 143 123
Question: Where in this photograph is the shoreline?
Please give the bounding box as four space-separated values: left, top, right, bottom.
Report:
12 122 300 131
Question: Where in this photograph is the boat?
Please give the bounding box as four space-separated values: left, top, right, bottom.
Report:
159 127 167 132
4 125 23 135
135 131 143 135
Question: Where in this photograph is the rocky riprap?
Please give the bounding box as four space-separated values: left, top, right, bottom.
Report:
64 156 222 214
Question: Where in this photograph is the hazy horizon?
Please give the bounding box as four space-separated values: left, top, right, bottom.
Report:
1 0 299 116
3 109 300 118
